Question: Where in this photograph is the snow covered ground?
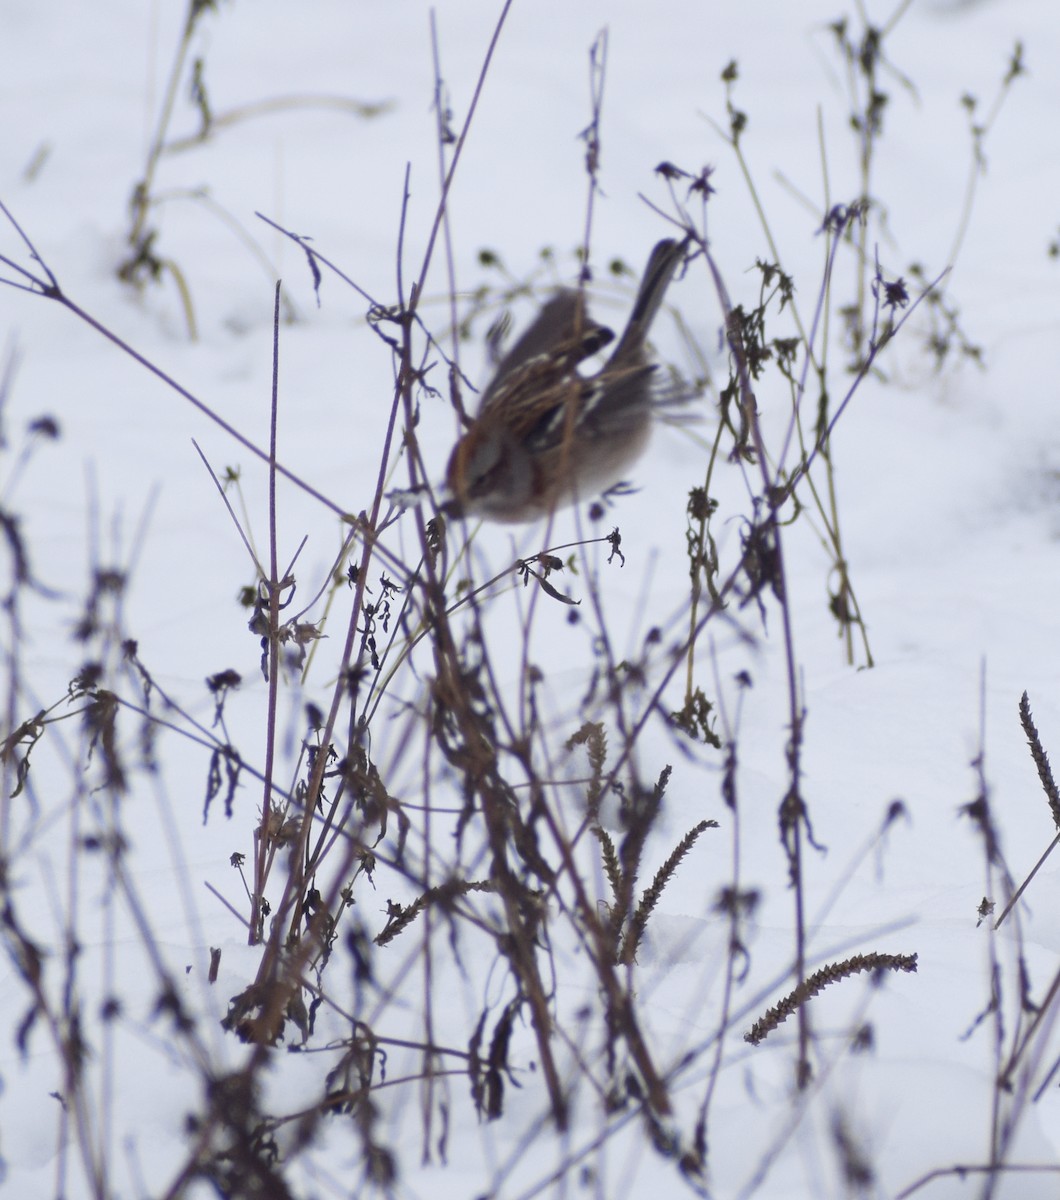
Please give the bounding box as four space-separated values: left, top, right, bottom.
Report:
2 1 1060 1197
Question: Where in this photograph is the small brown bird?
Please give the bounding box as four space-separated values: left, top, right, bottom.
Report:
443 237 688 523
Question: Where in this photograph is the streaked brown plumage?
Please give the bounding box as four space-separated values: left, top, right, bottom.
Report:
444 237 688 523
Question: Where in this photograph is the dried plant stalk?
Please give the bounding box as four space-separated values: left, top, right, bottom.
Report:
1019 691 1060 831
745 952 917 1046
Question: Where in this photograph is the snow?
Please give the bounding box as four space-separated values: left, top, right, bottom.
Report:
2 1 1060 1197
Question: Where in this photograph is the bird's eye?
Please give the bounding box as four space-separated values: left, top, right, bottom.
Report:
466 437 506 498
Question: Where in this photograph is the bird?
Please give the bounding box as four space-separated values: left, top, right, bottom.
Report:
442 237 688 524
